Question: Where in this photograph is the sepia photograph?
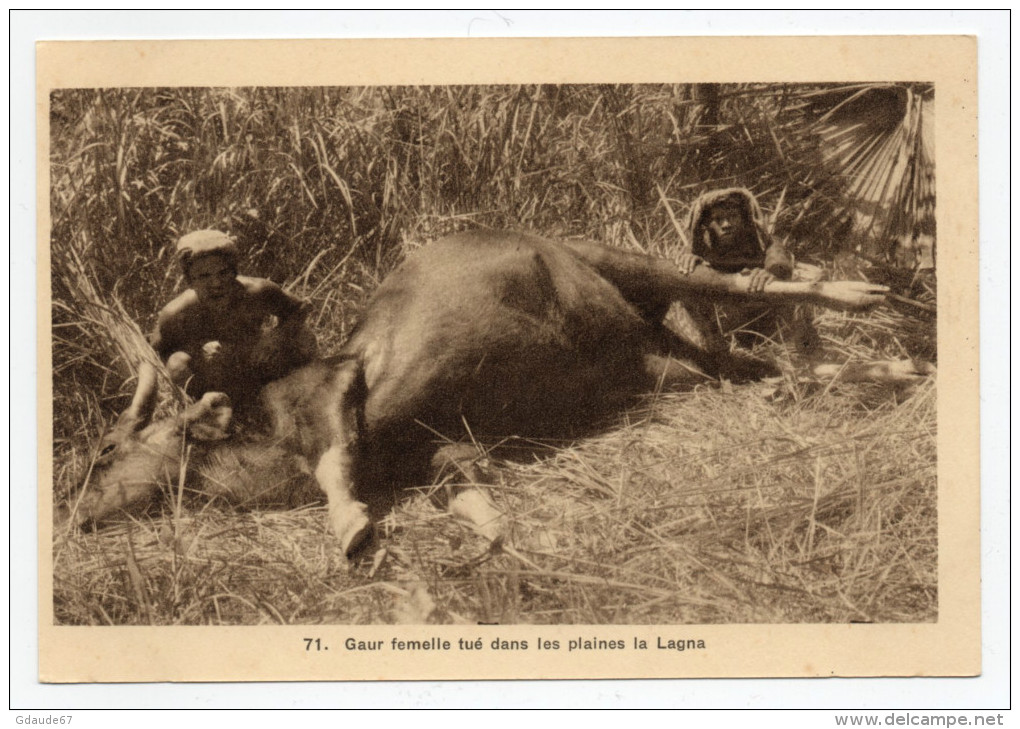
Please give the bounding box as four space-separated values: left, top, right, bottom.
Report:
49 81 938 627
34 34 980 683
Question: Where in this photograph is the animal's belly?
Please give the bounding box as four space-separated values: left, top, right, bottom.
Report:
352 232 659 441
361 302 650 441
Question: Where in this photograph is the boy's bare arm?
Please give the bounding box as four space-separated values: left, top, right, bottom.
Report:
246 277 309 324
149 294 194 361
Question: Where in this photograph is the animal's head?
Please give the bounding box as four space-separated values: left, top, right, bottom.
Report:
59 374 234 529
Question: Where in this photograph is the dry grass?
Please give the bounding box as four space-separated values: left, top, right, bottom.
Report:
53 311 936 625
49 84 937 625
53 381 935 625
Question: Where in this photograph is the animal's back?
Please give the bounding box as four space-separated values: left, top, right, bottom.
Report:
343 231 656 440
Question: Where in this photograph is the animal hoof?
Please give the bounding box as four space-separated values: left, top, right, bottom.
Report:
332 502 374 558
812 359 936 385
448 488 505 542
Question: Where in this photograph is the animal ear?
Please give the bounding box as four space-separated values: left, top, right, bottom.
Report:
180 392 233 441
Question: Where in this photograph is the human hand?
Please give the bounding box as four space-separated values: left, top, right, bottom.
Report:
744 267 776 293
201 341 223 360
677 252 706 275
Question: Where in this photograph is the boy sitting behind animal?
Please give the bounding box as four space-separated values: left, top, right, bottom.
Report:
675 187 820 359
148 229 317 405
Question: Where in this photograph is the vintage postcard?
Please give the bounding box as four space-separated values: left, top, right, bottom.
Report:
38 35 978 682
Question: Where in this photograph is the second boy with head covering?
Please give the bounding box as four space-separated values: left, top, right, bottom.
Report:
675 187 819 360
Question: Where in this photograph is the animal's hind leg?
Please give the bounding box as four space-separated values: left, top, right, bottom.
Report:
312 360 373 558
560 239 887 311
430 444 505 542
647 325 780 388
651 321 723 379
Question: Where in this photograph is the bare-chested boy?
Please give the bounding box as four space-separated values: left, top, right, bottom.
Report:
150 229 316 404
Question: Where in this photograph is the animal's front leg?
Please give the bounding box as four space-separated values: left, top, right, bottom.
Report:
313 360 372 558
315 444 372 557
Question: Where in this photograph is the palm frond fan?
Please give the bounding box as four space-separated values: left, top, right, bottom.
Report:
799 83 935 267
